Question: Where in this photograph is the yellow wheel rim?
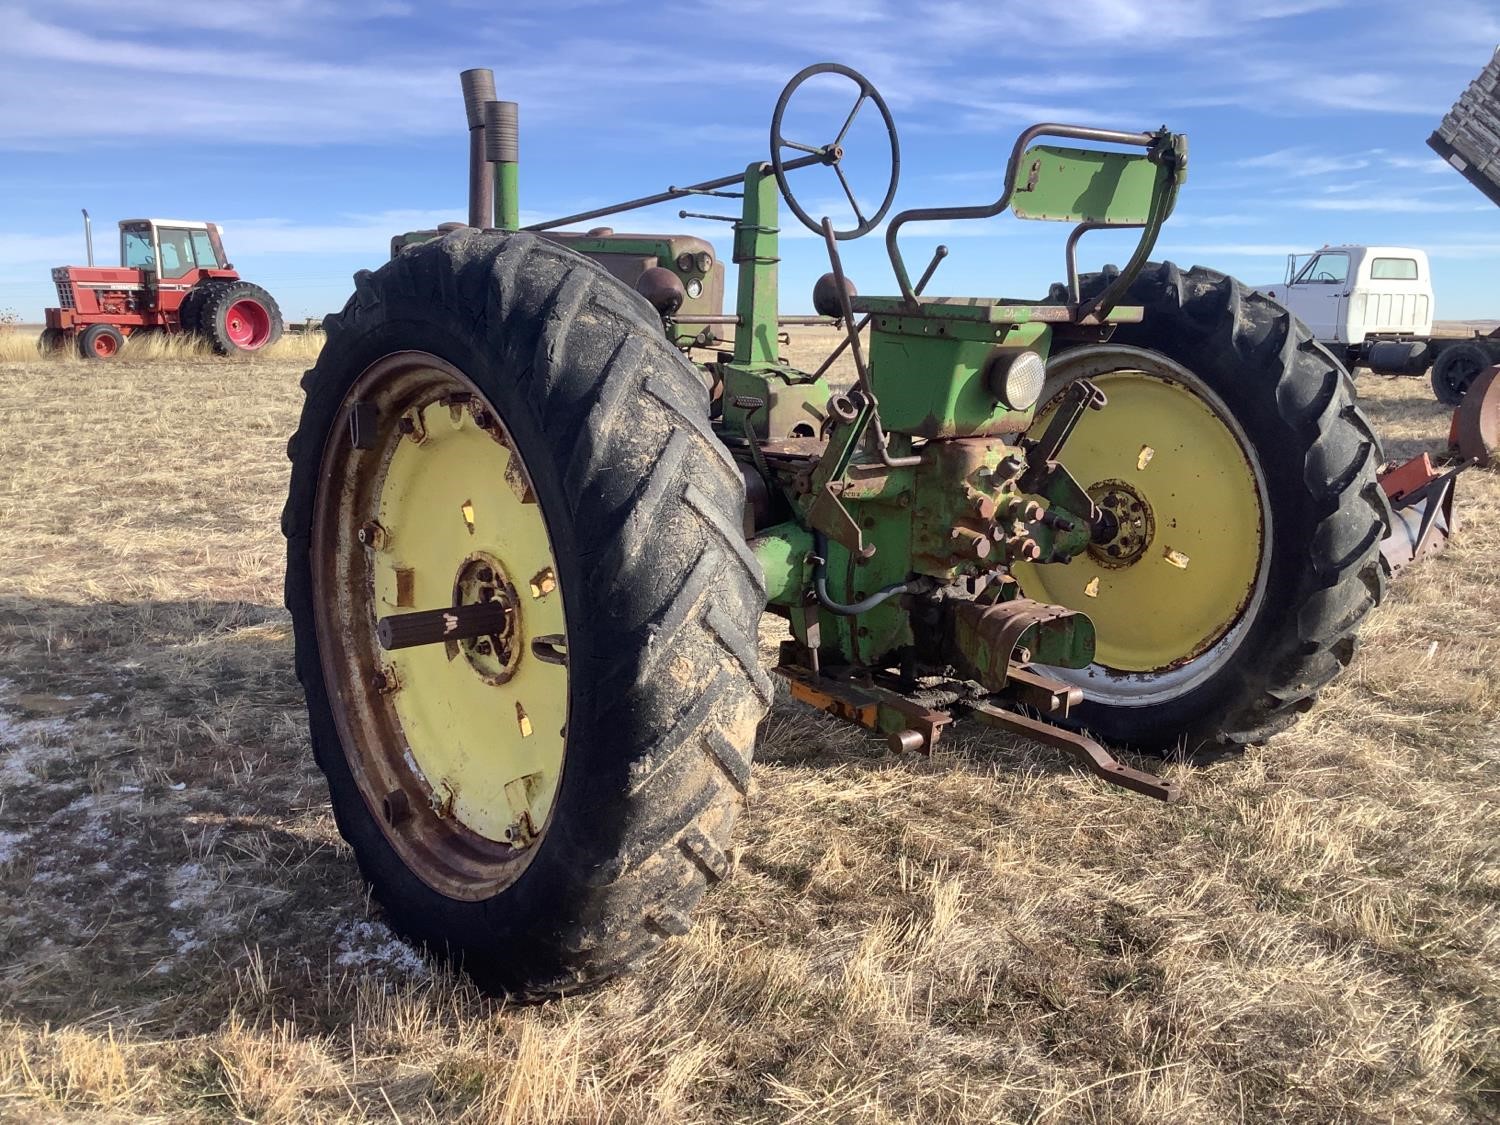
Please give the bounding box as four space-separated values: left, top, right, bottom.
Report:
312 352 569 900
378 398 567 844
1014 360 1266 677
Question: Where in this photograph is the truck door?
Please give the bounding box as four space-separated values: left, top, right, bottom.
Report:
1285 250 1350 342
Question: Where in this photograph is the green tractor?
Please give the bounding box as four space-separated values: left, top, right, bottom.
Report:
283 64 1397 998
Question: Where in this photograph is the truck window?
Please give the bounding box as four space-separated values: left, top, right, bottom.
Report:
121 228 154 269
1293 252 1349 284
190 230 221 269
1370 257 1419 280
157 228 195 279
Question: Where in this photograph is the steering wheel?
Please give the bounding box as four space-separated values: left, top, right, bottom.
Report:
770 62 900 240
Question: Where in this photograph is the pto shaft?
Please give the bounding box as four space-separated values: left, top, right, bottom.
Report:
377 601 511 651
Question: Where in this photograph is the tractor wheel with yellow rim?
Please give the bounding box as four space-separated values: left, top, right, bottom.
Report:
283 230 769 998
1016 262 1390 757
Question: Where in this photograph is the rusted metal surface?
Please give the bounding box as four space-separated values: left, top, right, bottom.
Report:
310 351 551 902
948 596 1095 692
460 69 497 229
1377 452 1462 574
1002 665 1083 717
775 663 952 753
1452 365 1499 467
966 701 1181 803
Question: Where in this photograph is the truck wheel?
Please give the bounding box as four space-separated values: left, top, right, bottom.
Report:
1431 342 1488 406
283 231 768 998
79 324 124 360
36 328 64 356
1016 263 1390 757
203 281 283 354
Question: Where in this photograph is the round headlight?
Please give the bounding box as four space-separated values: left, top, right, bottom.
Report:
685 278 703 299
695 250 713 272
990 350 1046 412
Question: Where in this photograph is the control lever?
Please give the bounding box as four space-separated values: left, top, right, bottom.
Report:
1018 378 1107 524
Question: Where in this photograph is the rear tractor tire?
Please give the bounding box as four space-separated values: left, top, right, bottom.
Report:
1017 262 1390 757
283 230 769 998
203 281 283 354
79 323 124 360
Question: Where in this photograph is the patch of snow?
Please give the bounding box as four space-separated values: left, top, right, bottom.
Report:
0 707 75 789
332 920 430 978
169 927 206 955
0 830 28 864
167 862 222 911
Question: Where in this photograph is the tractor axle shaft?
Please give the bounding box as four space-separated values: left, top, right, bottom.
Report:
377 600 512 651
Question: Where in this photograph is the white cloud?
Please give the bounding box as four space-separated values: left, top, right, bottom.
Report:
1299 197 1489 213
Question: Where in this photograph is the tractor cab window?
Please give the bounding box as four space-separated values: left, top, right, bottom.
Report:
1293 252 1349 285
190 229 223 269
121 227 154 270
156 228 196 279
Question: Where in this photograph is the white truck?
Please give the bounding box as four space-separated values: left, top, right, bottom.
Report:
1260 48 1500 405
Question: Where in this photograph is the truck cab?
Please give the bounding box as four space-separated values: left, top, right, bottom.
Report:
1257 244 1433 351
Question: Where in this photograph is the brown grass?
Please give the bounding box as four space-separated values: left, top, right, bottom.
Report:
0 330 1495 1123
0 325 326 365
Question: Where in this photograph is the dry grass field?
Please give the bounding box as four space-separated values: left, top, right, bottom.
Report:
0 321 1495 1123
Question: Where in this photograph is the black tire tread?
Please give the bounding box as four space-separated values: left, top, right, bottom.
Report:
283 230 766 998
202 280 284 354
1069 262 1390 753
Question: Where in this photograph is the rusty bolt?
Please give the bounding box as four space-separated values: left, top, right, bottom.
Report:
356 521 388 550
971 492 998 520
951 525 992 560
382 789 411 827
1014 538 1041 561
888 729 925 753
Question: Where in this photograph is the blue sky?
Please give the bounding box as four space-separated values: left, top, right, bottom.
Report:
1 1 1497 322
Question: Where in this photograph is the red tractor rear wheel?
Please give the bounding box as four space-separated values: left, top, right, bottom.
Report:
79 324 125 361
202 281 284 355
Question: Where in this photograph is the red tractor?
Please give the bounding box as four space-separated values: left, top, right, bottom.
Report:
41 217 283 359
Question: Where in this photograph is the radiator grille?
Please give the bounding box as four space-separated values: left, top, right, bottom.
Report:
51 267 76 309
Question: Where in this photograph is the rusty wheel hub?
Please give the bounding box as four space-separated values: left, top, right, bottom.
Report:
1087 479 1154 567
452 553 521 685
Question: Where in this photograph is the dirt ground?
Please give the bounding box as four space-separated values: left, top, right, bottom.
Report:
0 326 1495 1122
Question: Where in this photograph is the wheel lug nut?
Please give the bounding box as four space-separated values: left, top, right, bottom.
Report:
357 521 388 550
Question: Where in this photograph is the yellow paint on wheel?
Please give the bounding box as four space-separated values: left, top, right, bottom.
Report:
1015 369 1264 673
374 397 567 844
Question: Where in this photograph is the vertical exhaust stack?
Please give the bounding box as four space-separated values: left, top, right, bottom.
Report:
460 68 497 228
484 99 520 231
81 208 94 266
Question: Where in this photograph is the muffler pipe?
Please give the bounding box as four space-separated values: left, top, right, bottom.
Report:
460 68 496 228
484 99 520 230
81 208 93 266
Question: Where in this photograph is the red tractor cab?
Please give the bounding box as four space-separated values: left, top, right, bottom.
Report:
42 218 283 359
